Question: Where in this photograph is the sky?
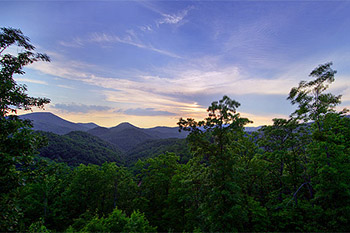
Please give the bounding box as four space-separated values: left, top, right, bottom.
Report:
2 0 350 128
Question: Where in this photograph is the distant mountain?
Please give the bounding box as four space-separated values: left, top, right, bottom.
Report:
38 131 124 166
19 112 99 135
88 126 110 137
244 126 262 132
145 126 189 139
18 112 188 152
88 122 188 152
88 124 158 152
76 122 99 130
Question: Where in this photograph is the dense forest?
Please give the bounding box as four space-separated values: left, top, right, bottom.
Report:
1 27 350 232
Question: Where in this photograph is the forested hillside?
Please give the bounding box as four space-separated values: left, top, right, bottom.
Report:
2 28 350 232
36 132 189 167
38 131 124 166
125 138 190 165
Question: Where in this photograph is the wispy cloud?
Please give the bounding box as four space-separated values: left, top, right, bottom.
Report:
156 6 193 27
52 103 112 113
140 2 193 27
59 31 181 59
124 108 176 116
15 78 48 85
57 84 75 89
58 37 84 48
58 5 193 59
139 25 153 32
89 32 182 59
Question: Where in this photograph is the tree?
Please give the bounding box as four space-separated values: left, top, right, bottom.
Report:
287 62 345 126
287 62 350 231
77 207 156 232
135 152 181 232
0 27 50 116
17 160 72 231
0 27 50 231
165 158 210 232
257 119 319 231
257 118 312 206
178 96 252 232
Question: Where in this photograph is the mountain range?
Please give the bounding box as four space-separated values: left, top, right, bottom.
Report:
19 112 189 152
19 112 263 151
87 123 191 151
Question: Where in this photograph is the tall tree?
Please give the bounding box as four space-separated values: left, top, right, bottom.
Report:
288 62 350 231
287 62 344 126
178 96 252 232
0 27 50 231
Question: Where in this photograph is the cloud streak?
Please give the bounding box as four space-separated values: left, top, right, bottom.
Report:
89 32 182 59
58 37 84 48
52 103 112 113
156 6 193 27
124 108 176 116
15 78 48 85
59 31 182 59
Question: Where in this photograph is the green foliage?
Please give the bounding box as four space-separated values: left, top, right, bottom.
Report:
288 62 344 123
0 27 50 231
257 118 312 208
165 159 209 231
0 27 50 116
28 218 51 233
102 208 128 232
135 152 181 231
126 138 191 165
17 160 71 231
307 113 350 231
178 96 253 232
38 131 124 166
78 208 156 233
287 62 350 231
124 210 157 232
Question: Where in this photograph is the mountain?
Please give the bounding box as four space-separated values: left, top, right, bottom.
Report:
88 122 188 152
38 131 124 166
245 126 262 132
18 112 188 152
76 122 99 130
19 112 99 135
145 126 189 139
88 124 158 152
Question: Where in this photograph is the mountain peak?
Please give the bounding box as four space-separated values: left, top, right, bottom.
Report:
19 112 98 135
21 112 58 119
110 122 138 131
118 122 135 126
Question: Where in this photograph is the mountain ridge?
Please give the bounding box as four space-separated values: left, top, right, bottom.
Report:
19 112 94 135
19 112 189 151
87 122 189 152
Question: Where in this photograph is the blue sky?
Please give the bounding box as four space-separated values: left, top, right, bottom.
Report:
2 0 350 127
